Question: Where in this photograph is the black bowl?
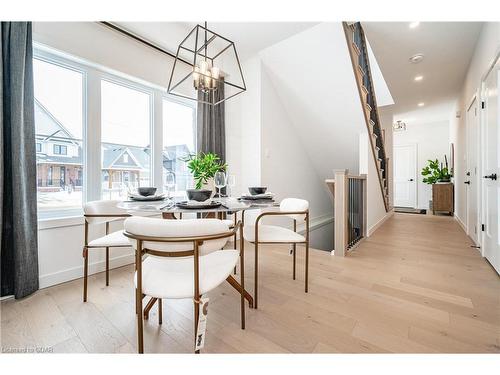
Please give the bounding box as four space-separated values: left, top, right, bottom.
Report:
137 187 157 197
248 187 267 195
186 189 212 202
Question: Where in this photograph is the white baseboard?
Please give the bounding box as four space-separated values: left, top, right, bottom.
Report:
297 214 333 234
367 210 394 237
38 252 135 289
454 213 467 233
38 214 334 290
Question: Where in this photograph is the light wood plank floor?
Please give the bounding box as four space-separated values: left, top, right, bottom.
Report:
1 213 499 353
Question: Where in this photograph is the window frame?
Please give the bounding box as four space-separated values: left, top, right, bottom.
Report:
34 45 197 224
99 75 154 200
161 95 197 194
33 50 87 220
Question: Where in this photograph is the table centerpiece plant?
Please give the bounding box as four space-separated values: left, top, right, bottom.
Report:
182 152 227 201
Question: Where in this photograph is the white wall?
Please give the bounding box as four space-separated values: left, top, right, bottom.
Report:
393 120 450 209
261 66 333 249
451 22 500 226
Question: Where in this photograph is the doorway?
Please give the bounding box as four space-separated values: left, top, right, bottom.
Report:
465 97 479 245
394 144 417 208
481 54 500 274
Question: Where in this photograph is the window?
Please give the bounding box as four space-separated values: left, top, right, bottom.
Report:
53 144 67 155
101 80 152 199
34 47 198 221
162 99 196 195
33 57 84 219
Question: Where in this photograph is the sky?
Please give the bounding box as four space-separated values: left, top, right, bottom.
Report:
33 58 194 150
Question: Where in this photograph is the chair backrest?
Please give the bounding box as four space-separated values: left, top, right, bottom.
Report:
83 200 129 225
280 198 309 221
124 217 230 256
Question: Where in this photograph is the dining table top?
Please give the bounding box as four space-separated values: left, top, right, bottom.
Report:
117 196 278 215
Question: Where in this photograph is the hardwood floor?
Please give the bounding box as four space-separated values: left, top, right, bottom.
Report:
1 213 499 353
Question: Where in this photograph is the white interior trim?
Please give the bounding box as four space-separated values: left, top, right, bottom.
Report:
39 252 135 289
367 209 394 236
454 213 467 233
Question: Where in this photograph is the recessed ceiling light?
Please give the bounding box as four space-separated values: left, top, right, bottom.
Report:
409 22 420 29
418 102 425 107
414 75 424 81
409 54 425 64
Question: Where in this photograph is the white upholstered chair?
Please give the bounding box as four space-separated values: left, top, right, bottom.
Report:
124 216 245 354
82 200 131 302
243 198 309 309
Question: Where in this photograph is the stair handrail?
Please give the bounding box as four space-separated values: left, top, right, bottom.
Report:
343 21 389 212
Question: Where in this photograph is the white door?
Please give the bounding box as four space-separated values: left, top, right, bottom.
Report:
466 98 479 245
394 144 417 208
482 57 500 274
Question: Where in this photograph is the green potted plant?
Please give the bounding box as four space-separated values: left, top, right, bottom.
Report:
183 152 227 201
421 156 452 184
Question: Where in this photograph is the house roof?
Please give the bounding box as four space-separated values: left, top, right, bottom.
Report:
34 99 77 142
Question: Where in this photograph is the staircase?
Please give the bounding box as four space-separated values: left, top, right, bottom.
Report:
343 22 390 212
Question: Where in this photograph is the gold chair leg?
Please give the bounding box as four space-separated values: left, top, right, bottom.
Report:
305 243 309 293
254 242 259 309
137 293 144 353
240 227 245 329
194 300 200 354
292 244 296 280
233 214 238 275
233 232 237 275
105 247 110 286
83 247 88 302
158 299 163 325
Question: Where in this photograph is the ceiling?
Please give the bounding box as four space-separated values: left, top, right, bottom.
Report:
114 22 318 61
363 22 483 124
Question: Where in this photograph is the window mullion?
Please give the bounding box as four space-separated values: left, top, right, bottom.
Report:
85 69 102 202
153 90 164 193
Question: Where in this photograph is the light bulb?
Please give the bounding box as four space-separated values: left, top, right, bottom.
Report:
199 60 208 74
211 66 220 80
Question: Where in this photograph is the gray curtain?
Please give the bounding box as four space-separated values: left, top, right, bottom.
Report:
1 22 39 299
197 79 225 162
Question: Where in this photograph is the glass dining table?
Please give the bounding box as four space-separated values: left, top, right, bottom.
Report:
117 196 278 314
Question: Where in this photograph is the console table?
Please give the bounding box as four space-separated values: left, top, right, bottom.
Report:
432 183 454 215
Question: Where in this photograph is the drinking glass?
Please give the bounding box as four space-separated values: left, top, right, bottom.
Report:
227 174 236 197
214 171 227 198
165 172 176 200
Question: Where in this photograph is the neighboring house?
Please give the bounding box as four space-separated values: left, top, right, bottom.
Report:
35 99 83 192
35 99 191 192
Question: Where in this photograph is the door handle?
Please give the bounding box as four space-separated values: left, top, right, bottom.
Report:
408 178 414 182
483 173 497 180
464 181 470 185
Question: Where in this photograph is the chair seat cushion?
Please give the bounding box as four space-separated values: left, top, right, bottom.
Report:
135 250 239 299
88 230 130 248
243 225 305 243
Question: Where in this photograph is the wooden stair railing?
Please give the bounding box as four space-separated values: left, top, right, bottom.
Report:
325 170 367 257
343 21 390 212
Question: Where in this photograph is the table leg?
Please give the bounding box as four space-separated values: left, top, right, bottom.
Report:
226 275 254 308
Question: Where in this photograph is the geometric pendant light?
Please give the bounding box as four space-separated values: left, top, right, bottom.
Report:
168 22 246 106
